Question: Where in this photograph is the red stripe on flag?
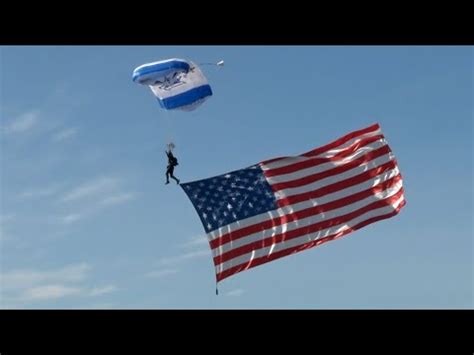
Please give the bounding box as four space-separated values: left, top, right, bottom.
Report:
269 145 392 191
276 159 397 207
213 188 404 265
209 173 402 250
302 123 380 157
260 123 381 165
264 134 385 177
216 199 406 282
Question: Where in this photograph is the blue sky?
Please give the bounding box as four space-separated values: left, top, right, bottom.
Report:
0 46 472 309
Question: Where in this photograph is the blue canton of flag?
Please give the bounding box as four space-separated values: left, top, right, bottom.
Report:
182 165 278 233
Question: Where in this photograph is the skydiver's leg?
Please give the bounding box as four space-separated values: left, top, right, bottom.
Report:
165 166 171 184
170 174 180 184
169 166 179 184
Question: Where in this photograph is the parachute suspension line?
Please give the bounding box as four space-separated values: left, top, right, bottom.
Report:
198 60 224 67
163 109 175 150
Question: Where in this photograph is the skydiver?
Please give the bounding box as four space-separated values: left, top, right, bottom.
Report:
165 148 180 185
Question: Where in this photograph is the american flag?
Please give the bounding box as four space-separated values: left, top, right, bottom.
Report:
181 123 406 282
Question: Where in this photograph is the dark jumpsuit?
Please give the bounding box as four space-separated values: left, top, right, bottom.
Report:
165 150 180 184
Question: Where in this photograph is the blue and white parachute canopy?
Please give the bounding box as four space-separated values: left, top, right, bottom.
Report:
132 58 213 112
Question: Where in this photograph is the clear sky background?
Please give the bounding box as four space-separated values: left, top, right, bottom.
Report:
1 46 472 309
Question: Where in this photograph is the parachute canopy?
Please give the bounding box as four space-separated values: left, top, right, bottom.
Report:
132 58 213 112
